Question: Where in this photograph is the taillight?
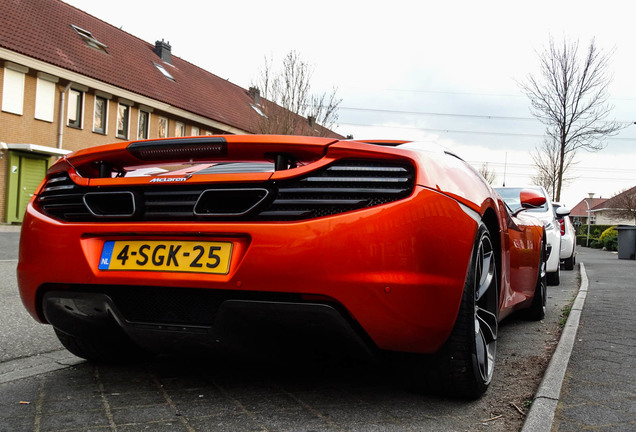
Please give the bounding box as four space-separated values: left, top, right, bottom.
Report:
559 219 565 236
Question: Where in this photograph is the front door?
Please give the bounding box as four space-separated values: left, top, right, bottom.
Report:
6 151 49 223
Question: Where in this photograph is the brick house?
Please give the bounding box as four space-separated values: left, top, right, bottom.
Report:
569 197 608 227
590 186 636 225
570 189 636 228
0 0 340 223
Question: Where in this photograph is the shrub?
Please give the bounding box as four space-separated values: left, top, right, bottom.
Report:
577 224 614 236
589 239 603 249
605 237 618 251
600 226 618 251
576 235 588 246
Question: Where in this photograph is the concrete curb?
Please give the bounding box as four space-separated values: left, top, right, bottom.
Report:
521 263 588 432
0 349 84 384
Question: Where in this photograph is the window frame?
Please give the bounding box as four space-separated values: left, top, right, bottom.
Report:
34 76 56 122
137 110 150 140
2 66 26 115
158 116 169 138
67 88 84 129
153 62 175 81
93 95 108 134
175 121 185 137
71 25 108 53
116 102 131 139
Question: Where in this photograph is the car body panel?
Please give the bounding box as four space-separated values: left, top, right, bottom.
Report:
18 135 545 357
495 186 560 275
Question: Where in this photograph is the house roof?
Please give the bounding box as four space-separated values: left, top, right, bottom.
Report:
569 197 609 217
0 0 340 138
597 185 636 210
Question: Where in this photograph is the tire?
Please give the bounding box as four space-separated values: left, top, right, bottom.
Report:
434 222 499 399
524 240 547 321
563 254 575 271
54 328 148 363
546 266 560 286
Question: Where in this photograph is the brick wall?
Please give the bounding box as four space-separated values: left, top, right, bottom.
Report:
0 62 230 223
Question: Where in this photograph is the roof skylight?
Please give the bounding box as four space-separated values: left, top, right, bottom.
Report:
71 25 108 53
250 103 267 117
154 62 175 81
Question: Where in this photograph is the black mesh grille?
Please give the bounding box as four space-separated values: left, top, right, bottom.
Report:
47 284 304 326
36 160 415 222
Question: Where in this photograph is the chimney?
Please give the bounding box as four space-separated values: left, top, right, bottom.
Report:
307 116 316 128
154 39 172 64
248 87 261 105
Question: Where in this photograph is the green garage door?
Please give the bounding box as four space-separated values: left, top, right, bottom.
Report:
6 152 49 223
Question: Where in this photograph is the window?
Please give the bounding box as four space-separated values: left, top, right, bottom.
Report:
2 67 26 115
250 103 266 117
191 126 199 136
175 121 185 137
35 77 56 122
93 96 108 134
153 62 175 81
138 110 150 139
158 117 168 138
67 89 83 128
116 103 130 139
71 25 108 53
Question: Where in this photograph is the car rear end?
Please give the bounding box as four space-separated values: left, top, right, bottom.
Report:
18 135 478 359
553 203 576 270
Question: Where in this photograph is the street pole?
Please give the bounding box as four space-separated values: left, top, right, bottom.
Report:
586 193 595 247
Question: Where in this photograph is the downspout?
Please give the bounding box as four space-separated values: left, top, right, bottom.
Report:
57 82 72 149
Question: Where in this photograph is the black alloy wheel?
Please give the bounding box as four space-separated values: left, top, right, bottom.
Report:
525 239 547 321
437 222 499 399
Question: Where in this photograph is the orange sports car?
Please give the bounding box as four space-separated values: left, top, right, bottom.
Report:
17 135 546 398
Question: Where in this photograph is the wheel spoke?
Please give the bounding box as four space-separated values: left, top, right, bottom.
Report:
540 247 547 279
475 326 487 376
476 306 498 344
476 249 494 301
474 321 495 381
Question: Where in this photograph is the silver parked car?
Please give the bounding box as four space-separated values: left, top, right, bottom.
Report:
496 186 561 285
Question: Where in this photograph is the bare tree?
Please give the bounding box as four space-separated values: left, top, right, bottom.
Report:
478 162 497 185
531 137 576 200
251 51 341 136
605 187 636 224
520 37 624 201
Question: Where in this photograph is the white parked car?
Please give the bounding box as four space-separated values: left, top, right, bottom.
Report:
495 186 561 285
553 202 576 270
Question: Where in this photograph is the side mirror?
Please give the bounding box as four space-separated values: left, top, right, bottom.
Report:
555 206 571 218
520 189 546 209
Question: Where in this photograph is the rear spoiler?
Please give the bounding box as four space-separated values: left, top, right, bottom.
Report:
50 135 340 178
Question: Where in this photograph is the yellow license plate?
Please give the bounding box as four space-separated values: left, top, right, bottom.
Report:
99 240 232 274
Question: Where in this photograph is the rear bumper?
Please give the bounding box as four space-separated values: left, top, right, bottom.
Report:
559 234 575 259
18 186 476 354
43 289 377 360
545 228 561 272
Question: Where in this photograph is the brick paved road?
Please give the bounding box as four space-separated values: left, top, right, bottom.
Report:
1 228 579 432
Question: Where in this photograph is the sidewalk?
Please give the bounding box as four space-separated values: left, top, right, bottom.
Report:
551 247 636 431
0 224 21 233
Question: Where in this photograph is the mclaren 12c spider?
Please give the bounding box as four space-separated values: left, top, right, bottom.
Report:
17 135 547 399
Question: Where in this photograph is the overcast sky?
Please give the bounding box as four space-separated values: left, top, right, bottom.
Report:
63 0 636 207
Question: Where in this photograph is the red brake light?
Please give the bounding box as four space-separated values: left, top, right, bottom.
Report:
559 218 565 236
